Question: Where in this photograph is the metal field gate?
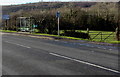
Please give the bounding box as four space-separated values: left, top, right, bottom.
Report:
88 31 115 42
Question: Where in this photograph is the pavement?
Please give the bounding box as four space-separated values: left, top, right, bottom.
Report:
2 32 120 75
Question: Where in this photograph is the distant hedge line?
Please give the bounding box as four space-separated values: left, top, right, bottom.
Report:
2 3 119 37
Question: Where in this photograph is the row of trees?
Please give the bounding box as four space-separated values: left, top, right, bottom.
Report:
2 2 120 39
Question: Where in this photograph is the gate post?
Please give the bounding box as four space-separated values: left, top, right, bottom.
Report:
101 32 102 42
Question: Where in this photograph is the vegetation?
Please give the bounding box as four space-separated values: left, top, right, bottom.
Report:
1 29 120 44
0 30 17 32
2 2 120 43
79 30 115 42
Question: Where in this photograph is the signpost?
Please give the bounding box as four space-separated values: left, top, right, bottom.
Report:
56 11 60 36
33 24 38 28
2 15 10 20
2 15 10 30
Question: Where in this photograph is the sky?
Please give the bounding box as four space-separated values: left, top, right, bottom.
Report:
0 0 119 5
0 0 92 5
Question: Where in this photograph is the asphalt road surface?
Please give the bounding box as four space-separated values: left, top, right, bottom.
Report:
2 33 120 75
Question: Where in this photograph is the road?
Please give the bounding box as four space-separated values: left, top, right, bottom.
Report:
2 33 120 75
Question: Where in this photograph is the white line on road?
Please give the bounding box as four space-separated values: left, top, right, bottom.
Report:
109 49 112 51
49 52 120 74
103 48 107 49
15 43 31 48
4 41 31 48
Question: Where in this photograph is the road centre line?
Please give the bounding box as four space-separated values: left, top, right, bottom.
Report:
49 52 120 74
4 41 31 48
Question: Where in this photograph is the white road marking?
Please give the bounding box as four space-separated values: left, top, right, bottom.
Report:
103 48 106 49
88 45 94 47
98 47 101 48
73 43 77 45
4 41 31 48
62 41 67 43
109 49 112 51
55 40 59 41
49 52 120 74
86 45 90 46
15 43 31 48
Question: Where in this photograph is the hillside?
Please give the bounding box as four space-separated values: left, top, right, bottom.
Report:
2 2 96 14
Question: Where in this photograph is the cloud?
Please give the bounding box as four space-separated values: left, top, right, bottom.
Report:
0 0 119 6
91 0 119 2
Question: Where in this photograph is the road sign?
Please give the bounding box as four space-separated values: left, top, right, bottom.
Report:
33 25 38 28
2 15 10 20
56 11 60 36
56 11 60 18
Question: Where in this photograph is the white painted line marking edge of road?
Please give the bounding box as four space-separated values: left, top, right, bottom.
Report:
49 52 120 74
4 41 31 48
16 44 31 48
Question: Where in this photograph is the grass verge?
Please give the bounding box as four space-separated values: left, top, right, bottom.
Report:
1 30 120 44
0 30 17 32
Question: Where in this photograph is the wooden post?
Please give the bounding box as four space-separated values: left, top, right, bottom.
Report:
87 28 89 34
101 32 102 42
87 28 90 40
116 27 120 41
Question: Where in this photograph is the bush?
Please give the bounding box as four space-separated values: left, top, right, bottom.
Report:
61 31 90 39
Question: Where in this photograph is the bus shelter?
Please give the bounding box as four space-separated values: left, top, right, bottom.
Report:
16 17 35 32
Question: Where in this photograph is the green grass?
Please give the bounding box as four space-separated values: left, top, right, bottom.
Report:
32 33 59 37
0 30 17 32
107 41 120 44
1 30 120 44
32 32 86 40
76 30 117 43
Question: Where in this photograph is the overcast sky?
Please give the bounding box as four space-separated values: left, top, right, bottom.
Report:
0 0 91 5
0 0 119 5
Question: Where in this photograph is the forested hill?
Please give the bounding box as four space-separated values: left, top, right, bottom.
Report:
2 2 96 14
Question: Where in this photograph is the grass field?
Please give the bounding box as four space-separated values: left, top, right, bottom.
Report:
76 30 117 43
34 30 120 43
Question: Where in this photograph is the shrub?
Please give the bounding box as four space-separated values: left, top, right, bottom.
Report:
61 31 90 39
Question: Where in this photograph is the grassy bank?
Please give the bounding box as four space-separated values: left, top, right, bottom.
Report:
32 32 85 40
0 30 17 32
